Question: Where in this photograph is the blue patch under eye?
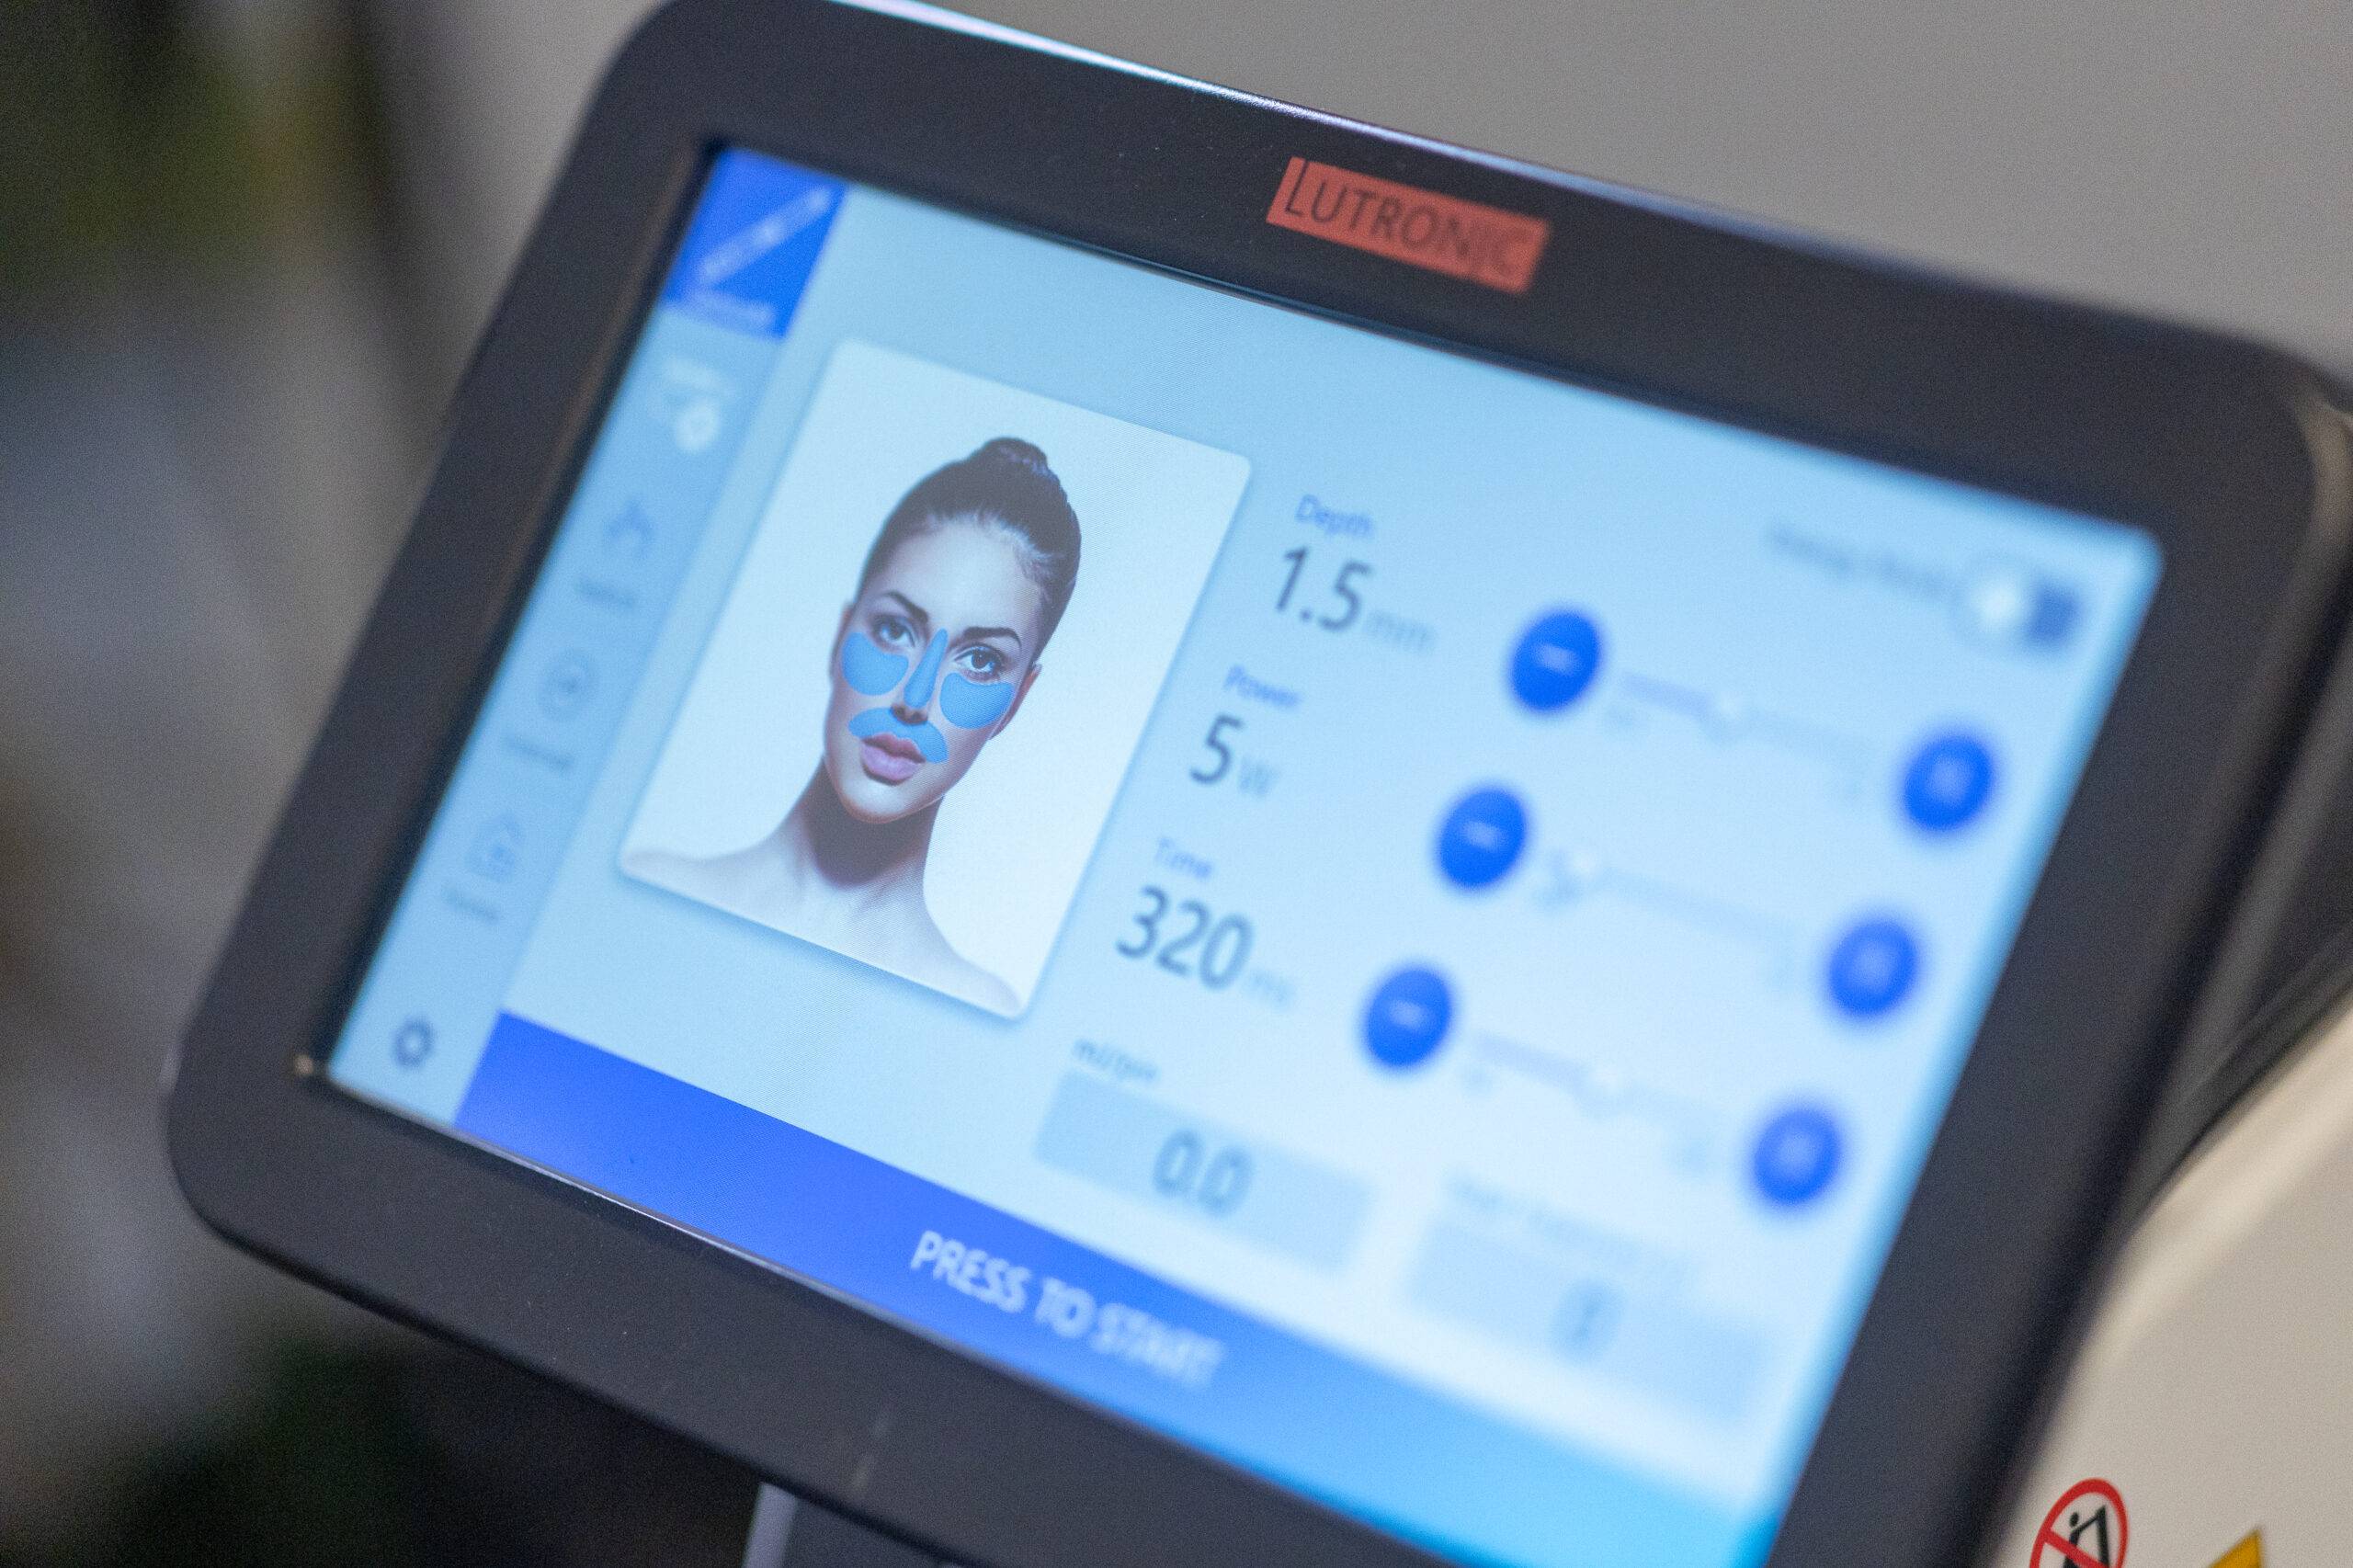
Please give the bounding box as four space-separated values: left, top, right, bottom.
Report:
940 672 1015 729
840 632 908 696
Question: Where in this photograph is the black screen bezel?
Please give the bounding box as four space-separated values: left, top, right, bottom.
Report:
168 4 2353 1566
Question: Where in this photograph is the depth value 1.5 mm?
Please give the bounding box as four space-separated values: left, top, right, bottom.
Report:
1275 547 1434 653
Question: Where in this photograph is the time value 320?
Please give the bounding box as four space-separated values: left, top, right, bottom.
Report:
1116 885 1255 990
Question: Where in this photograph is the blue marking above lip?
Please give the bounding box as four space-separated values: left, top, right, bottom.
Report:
940 672 1016 729
849 705 949 763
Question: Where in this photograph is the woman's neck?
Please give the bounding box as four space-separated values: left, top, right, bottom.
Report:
773 767 938 918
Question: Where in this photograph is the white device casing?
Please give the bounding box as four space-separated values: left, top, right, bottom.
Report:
1990 989 2353 1568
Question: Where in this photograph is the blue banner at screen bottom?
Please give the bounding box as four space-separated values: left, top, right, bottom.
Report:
454 1014 1772 1568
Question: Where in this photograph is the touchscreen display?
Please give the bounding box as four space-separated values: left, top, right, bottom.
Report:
330 150 2158 1567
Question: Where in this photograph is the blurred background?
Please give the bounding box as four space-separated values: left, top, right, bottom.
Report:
2 1 2347 1564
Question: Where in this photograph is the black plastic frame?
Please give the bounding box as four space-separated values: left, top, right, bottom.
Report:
168 4 2353 1566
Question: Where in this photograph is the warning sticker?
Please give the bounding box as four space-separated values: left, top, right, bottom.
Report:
2031 1479 2128 1568
2208 1532 2262 1568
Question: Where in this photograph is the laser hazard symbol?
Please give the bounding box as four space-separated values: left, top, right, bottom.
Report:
2032 1479 2128 1568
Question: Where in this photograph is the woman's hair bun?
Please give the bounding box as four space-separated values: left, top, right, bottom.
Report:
974 436 1052 475
858 435 1085 648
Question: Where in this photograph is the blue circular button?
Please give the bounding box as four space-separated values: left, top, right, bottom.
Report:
1364 966 1454 1070
1752 1105 1843 1208
1510 609 1605 712
1903 732 1997 833
1438 787 1529 889
1826 916 1921 1019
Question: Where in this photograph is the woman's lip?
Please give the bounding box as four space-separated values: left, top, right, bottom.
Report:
860 734 923 784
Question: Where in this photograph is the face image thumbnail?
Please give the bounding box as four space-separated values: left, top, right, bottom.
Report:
622 342 1251 1017
631 438 1078 1013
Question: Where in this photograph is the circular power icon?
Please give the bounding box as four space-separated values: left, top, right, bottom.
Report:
1752 1106 1843 1209
1904 731 1997 833
1364 966 1454 1071
1509 609 1604 712
2031 1478 2128 1568
1437 787 1529 890
1826 916 1921 1020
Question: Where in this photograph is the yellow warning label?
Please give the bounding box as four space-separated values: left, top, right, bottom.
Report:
2208 1531 2262 1568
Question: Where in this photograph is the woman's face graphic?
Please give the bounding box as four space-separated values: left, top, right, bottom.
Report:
823 521 1047 824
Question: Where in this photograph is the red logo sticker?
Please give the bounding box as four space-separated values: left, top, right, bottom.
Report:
2033 1479 2129 1568
1266 157 1551 294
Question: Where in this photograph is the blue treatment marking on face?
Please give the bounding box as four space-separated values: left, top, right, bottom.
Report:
904 629 948 709
940 672 1016 730
839 631 907 697
848 706 949 763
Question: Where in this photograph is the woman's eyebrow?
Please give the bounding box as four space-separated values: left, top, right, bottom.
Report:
875 590 930 625
961 625 1024 648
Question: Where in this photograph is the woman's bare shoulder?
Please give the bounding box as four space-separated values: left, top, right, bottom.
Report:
620 841 777 903
619 844 697 881
933 949 1019 1016
968 970 1020 1016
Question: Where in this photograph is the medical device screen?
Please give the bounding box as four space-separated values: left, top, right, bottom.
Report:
328 149 2159 1568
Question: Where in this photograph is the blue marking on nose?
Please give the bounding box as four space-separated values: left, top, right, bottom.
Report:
840 631 908 697
903 630 948 709
940 673 1015 729
848 706 949 762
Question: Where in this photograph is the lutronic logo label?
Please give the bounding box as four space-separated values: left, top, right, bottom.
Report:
1266 156 1551 294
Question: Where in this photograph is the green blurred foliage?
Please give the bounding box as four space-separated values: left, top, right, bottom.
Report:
0 1 382 301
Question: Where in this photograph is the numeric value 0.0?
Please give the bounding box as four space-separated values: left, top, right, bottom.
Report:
1154 1131 1253 1216
1117 886 1254 989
